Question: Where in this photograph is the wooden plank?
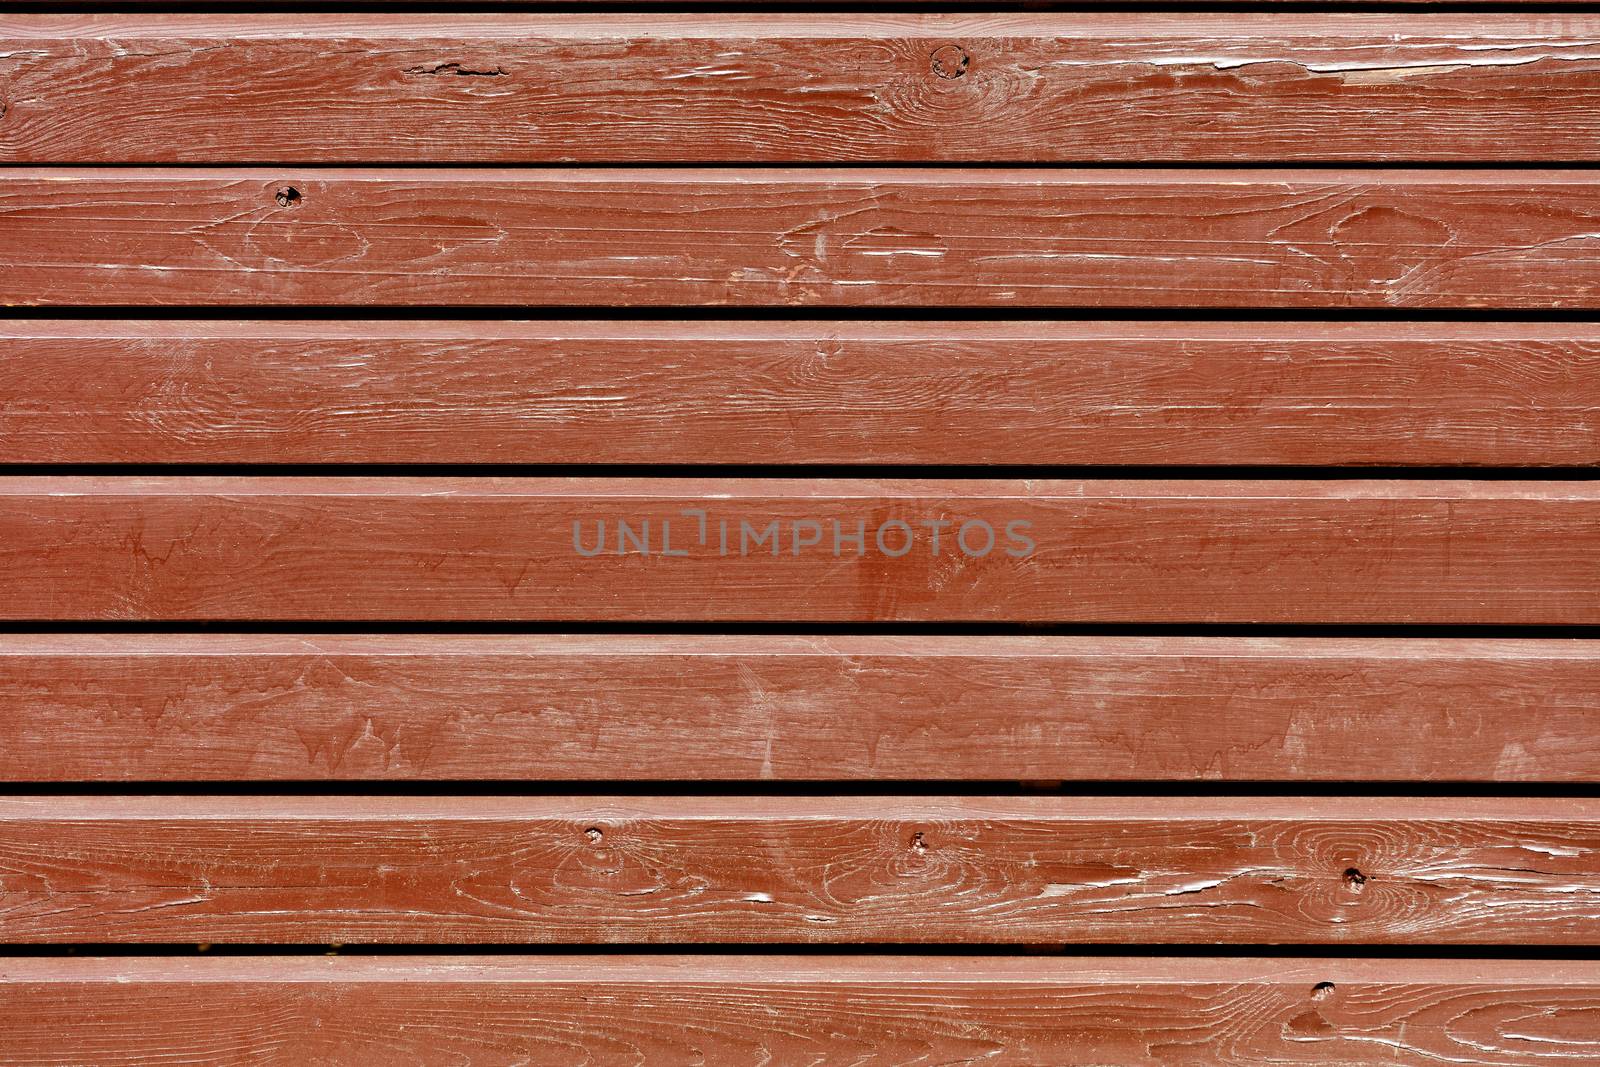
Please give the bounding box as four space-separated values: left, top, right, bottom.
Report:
6 321 1600 466
8 16 1600 162
4 958 1598 1067
1 796 1597 944
0 478 1596 623
3 635 1597 782
11 170 1600 308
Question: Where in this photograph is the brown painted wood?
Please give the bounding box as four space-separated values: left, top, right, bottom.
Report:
12 170 1600 308
6 321 1600 466
5 957 1596 1067
8 16 1600 162
0 478 1595 623
3 635 1597 782
1 796 1596 944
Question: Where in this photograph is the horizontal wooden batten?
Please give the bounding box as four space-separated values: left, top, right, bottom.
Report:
12 476 1600 627
2 635 1597 782
0 478 1596 624
5 321 1600 466
1 796 1597 944
9 16 1600 162
5 958 1595 1067
15 171 1600 308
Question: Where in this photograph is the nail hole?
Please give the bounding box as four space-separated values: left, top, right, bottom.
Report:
1342 868 1368 892
1312 981 1336 1001
910 831 929 854
274 186 302 208
584 826 603 845
930 44 970 80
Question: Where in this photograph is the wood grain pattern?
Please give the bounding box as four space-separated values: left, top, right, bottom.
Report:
5 957 1597 1067
10 16 1600 162
3 635 1598 782
6 5 1594 1059
0 478 1596 623
1 796 1597 944
14 170 1600 308
6 321 1600 466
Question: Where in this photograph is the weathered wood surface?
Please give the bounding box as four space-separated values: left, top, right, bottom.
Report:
5 957 1596 1067
12 170 1600 308
1 796 1596 944
0 478 1595 623
8 16 1600 162
6 321 1600 466
3 635 1597 782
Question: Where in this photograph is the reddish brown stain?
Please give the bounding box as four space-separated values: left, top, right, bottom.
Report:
7 16 1600 162
0 8 1591 1061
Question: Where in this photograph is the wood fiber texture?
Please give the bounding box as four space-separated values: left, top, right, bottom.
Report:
8 16 1600 162
0 478 1596 623
4 957 1597 1067
13 170 1600 307
4 321 1599 466
1 635 1597 782
1 4 1594 1060
1 796 1597 945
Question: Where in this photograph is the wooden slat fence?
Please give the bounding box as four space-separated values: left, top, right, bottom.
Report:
1 5 1596 1064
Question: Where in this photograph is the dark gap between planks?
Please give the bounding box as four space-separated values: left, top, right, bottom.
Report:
0 464 1593 479
15 161 1600 170
0 781 1596 798
2 621 1598 637
5 944 1600 959
15 307 1600 322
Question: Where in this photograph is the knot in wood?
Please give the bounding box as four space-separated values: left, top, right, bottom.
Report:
930 45 969 80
